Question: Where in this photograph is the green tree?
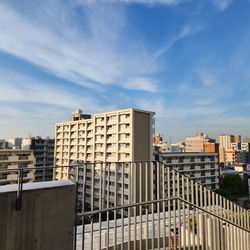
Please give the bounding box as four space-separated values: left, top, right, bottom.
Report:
218 174 245 196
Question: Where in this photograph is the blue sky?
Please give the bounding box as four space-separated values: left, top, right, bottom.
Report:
0 0 250 142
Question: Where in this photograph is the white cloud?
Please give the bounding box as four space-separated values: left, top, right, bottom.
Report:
0 70 118 113
123 78 158 92
154 25 203 59
0 1 158 92
212 0 233 11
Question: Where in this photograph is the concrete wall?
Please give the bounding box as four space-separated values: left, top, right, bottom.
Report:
0 180 75 250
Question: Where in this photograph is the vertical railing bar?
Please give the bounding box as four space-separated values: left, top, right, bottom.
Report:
106 163 110 250
200 185 204 250
98 163 103 250
204 187 208 250
173 170 176 250
139 162 143 250
145 162 149 250
157 162 161 250
233 203 237 250
121 162 124 250
162 163 166 250
191 179 195 250
182 176 186 250
207 188 212 250
73 166 79 250
152 162 155 250
168 167 171 250
82 164 87 250
133 162 137 250
195 182 200 250
128 162 131 250
187 177 190 250
211 191 216 250
177 172 181 250
114 163 118 250
90 163 95 250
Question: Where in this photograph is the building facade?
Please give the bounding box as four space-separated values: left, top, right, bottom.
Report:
54 108 155 207
22 137 55 181
54 108 155 179
185 132 215 153
157 152 219 190
219 134 242 163
0 149 35 185
6 138 23 149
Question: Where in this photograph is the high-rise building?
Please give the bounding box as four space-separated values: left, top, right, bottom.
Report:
54 108 155 206
219 134 241 163
22 137 55 181
0 149 35 185
185 132 215 153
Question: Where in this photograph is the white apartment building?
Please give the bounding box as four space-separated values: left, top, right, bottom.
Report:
157 152 219 190
54 108 155 179
0 149 35 185
54 108 155 206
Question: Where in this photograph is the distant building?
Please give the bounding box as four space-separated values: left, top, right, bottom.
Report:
234 163 247 172
242 137 250 143
154 133 163 144
219 134 241 163
0 140 8 149
204 142 219 154
0 149 35 185
157 152 219 190
230 142 250 164
185 132 215 153
6 138 23 149
22 137 55 181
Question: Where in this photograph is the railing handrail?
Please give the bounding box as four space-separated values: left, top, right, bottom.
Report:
79 196 250 233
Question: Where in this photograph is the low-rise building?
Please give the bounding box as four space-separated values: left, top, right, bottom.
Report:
157 152 219 190
0 149 35 185
22 137 54 181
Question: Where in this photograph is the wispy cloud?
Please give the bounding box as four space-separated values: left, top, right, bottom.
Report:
0 1 158 92
0 70 118 113
80 0 184 5
211 0 233 11
154 25 203 59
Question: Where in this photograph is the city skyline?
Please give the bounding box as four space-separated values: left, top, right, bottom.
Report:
1 0 250 141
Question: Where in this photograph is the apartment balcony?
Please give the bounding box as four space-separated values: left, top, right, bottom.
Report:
119 128 130 134
107 128 116 134
107 119 117 125
8 156 19 161
56 127 63 133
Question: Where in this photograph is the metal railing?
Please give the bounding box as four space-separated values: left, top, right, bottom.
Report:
0 161 250 250
77 197 250 250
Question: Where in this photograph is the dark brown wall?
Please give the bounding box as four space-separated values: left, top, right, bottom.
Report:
133 111 151 161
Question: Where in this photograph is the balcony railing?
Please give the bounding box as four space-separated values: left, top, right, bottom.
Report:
0 161 249 250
